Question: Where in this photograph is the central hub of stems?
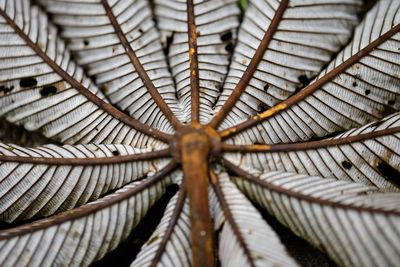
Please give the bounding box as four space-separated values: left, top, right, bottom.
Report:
178 124 217 267
171 123 221 163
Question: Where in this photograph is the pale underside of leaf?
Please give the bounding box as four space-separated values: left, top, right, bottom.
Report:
214 0 363 130
37 0 184 132
228 165 400 267
0 0 168 146
221 0 400 145
0 168 174 267
225 112 400 191
132 189 192 267
211 171 298 267
154 0 240 124
0 0 399 266
0 143 170 222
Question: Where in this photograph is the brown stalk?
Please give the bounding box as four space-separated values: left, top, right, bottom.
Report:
181 131 214 267
101 0 181 129
220 24 400 139
209 170 255 267
222 127 400 153
208 0 289 128
0 149 170 165
0 8 172 143
221 158 400 215
187 0 201 123
149 189 187 267
0 161 178 240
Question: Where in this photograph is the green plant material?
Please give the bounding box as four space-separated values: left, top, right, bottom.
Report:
239 0 248 12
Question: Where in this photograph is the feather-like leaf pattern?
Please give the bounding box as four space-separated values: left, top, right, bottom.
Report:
38 0 183 132
225 112 400 191
0 0 399 266
132 190 192 267
211 171 298 267
153 0 240 123
223 0 400 144
0 164 175 267
214 0 362 128
0 0 165 146
230 167 400 267
0 143 168 222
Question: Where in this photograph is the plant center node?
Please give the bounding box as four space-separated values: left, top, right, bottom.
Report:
170 123 221 163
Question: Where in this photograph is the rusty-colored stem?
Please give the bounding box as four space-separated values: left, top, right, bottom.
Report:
101 0 181 129
208 0 288 128
220 23 400 139
221 158 400 215
0 149 170 165
221 127 400 153
187 0 200 123
0 7 172 143
181 132 214 267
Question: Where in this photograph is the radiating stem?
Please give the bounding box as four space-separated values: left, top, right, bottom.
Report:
181 132 214 267
0 7 172 142
0 161 178 240
150 189 187 267
101 0 181 129
208 0 288 128
219 23 400 139
209 170 255 267
221 127 400 153
187 0 200 123
221 158 399 215
0 149 171 165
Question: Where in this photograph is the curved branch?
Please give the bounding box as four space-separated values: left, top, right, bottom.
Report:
208 0 289 128
0 161 178 240
187 0 200 123
0 7 172 143
221 158 400 215
221 127 400 153
209 170 255 267
149 189 187 267
0 148 170 165
220 24 400 139
101 0 181 129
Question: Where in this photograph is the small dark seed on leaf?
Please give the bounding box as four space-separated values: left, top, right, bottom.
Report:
225 42 234 53
220 31 233 42
20 77 38 88
298 75 310 86
341 161 352 170
40 86 57 97
257 102 269 112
